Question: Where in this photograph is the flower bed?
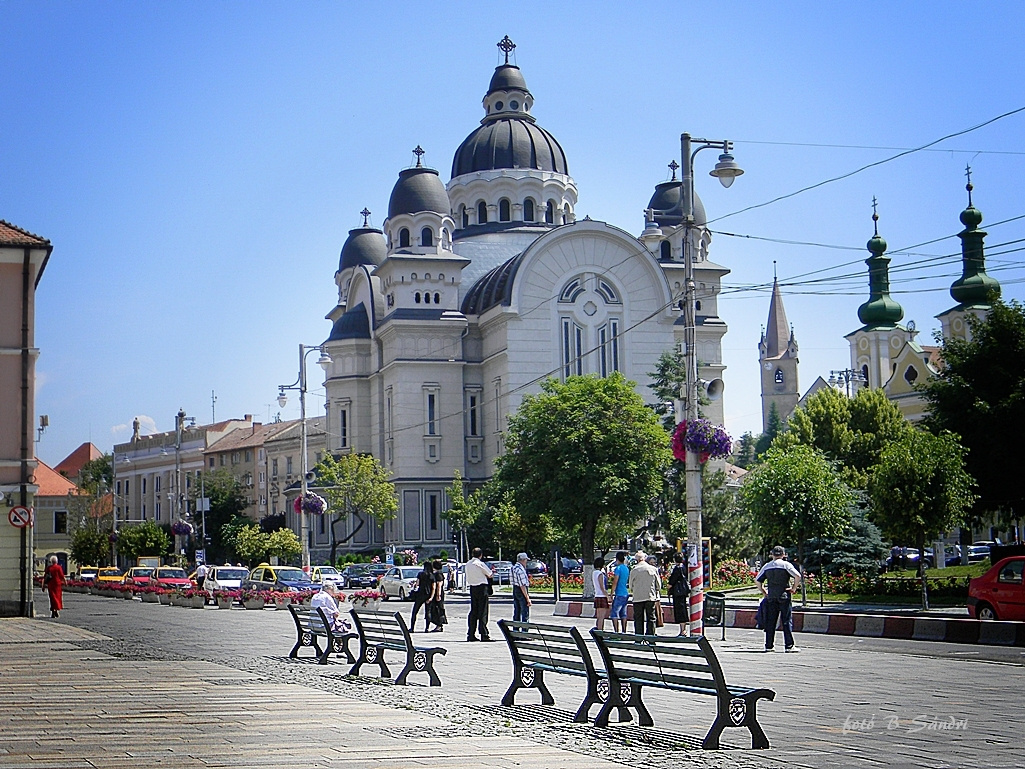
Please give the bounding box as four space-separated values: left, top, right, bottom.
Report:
348 590 381 609
528 574 585 592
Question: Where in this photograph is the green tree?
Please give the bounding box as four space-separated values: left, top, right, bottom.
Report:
647 349 688 430
733 432 756 469
191 469 248 563
702 470 760 563
921 299 1025 521
70 526 108 568
775 386 911 489
868 429 975 606
754 403 782 457
313 453 398 566
803 503 886 577
77 455 113 494
116 521 172 562
233 524 269 567
739 444 855 603
492 373 672 573
266 528 302 563
220 515 253 562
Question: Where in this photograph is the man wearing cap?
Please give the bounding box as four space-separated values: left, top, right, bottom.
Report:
628 551 662 635
511 553 532 622
755 546 802 652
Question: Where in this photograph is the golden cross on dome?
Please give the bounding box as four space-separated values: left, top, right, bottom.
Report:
668 159 680 181
412 145 425 167
360 208 371 227
497 35 516 64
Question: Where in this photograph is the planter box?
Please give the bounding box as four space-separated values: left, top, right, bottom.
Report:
243 599 266 610
189 596 206 609
158 593 171 605
351 600 381 612
215 598 233 610
141 592 159 603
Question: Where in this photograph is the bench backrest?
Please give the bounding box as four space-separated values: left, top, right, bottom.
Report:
349 608 411 649
288 603 331 635
498 620 596 677
590 630 727 696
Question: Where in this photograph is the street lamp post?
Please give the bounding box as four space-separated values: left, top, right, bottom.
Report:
678 133 743 637
278 343 332 571
828 368 866 398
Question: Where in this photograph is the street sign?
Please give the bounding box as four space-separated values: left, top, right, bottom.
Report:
8 506 32 528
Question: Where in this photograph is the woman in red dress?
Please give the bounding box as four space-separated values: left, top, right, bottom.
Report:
43 555 65 618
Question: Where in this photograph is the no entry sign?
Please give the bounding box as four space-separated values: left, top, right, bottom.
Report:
8 506 32 528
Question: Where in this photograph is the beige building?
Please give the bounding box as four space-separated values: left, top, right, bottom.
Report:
32 460 78 574
0 220 51 617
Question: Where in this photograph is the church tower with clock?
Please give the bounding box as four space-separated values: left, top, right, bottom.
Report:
758 273 800 431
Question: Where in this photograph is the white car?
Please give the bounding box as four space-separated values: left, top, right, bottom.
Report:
379 566 423 601
311 565 344 587
203 566 249 592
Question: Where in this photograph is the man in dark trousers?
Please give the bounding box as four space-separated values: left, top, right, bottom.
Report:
755 546 802 653
464 547 494 641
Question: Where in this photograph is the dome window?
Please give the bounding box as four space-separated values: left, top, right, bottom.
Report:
434 293 440 304
660 240 671 261
477 201 488 224
510 100 519 110
499 199 511 222
424 292 431 304
523 198 535 221
545 201 555 224
421 227 433 247
460 205 468 228
495 100 504 110
415 292 422 304
399 228 410 248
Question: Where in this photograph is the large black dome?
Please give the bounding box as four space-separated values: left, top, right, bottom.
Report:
646 181 706 227
488 64 529 95
452 118 568 177
388 167 451 218
338 227 386 272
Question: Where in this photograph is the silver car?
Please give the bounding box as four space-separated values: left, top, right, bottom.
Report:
379 566 423 601
204 566 249 592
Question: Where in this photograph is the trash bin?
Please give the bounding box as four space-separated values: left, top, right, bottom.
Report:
703 591 726 640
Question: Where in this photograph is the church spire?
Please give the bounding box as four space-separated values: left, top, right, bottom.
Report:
950 166 1000 308
857 200 904 328
762 272 792 359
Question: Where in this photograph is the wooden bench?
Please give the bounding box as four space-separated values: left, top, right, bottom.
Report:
497 619 631 723
590 630 775 749
287 604 357 665
348 608 446 686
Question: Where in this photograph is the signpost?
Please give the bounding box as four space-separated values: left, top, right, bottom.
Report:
8 506 32 529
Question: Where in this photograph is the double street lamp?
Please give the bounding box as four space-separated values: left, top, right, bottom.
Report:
677 133 743 636
829 368 866 398
277 343 332 571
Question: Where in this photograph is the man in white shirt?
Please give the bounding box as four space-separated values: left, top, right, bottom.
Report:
311 582 349 633
755 546 802 652
464 547 494 641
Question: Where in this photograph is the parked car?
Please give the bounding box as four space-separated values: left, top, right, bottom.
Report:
560 557 584 575
122 567 154 586
366 564 390 582
152 566 193 589
95 567 125 585
203 566 249 592
487 560 513 585
967 556 1025 621
241 564 317 593
525 559 548 576
310 565 344 587
885 547 921 570
968 544 993 563
78 566 98 583
340 564 379 589
379 566 422 600
923 546 961 568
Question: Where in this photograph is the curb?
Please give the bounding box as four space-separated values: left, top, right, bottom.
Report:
553 601 1025 647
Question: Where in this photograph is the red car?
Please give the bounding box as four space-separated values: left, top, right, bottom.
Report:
967 556 1025 621
151 566 194 590
122 566 155 586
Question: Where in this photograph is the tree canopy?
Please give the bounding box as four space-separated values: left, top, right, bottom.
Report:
116 521 171 561
313 452 397 565
491 373 672 566
191 468 248 563
922 299 1025 518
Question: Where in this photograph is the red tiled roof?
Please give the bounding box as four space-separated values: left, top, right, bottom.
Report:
54 442 103 479
0 220 50 246
35 459 79 497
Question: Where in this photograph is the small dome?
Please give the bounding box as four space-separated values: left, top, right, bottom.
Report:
461 252 525 315
488 64 529 95
960 203 983 229
327 302 371 341
647 181 706 227
338 227 386 272
452 119 568 177
388 167 451 218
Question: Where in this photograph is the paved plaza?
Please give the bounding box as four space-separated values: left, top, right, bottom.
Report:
0 590 1019 769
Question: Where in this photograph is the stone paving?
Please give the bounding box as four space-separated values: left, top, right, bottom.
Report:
2 589 1020 769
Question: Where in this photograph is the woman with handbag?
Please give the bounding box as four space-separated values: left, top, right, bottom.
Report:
43 555 65 619
668 552 690 636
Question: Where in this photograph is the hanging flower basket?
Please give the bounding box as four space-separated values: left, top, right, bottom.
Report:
671 419 732 463
108 530 119 544
171 519 194 536
293 493 328 516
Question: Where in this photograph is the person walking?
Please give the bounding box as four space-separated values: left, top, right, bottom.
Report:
628 551 661 635
511 553 532 622
410 560 434 632
667 551 690 636
609 551 630 632
591 556 610 630
43 555 65 618
428 560 448 632
464 548 494 641
755 545 802 652
195 562 208 590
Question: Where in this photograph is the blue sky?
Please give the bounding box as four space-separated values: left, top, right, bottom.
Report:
3 2 1022 467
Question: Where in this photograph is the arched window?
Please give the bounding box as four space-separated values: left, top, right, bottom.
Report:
545 201 555 224
421 227 433 247
399 228 410 248
477 202 488 224
660 240 671 261
775 368 784 385
523 198 535 221
434 293 440 304
414 292 421 304
861 364 869 384
904 365 919 385
423 292 430 304
460 205 468 228
499 199 511 221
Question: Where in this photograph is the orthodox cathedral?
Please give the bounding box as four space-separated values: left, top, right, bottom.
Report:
317 38 730 553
